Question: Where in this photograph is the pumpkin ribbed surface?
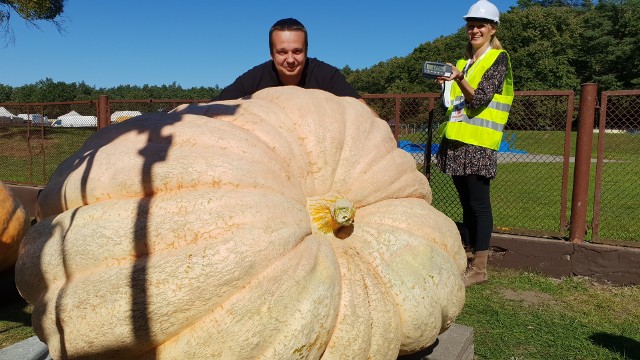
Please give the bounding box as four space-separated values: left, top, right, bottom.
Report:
16 87 466 360
0 181 30 271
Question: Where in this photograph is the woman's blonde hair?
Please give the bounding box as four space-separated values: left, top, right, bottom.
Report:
465 23 502 59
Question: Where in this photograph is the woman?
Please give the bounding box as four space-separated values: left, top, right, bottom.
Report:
436 0 514 287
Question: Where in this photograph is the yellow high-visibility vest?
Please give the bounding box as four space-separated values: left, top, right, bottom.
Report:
441 49 514 150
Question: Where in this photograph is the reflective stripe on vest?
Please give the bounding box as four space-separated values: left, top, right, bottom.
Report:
442 49 514 150
453 95 512 115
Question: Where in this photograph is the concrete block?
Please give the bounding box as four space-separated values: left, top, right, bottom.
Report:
0 336 51 360
399 323 474 360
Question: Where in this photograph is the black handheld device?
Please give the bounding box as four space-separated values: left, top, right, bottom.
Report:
422 61 453 79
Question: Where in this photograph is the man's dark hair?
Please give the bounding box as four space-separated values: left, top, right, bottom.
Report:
269 18 308 54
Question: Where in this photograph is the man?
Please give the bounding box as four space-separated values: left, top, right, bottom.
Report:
213 18 369 108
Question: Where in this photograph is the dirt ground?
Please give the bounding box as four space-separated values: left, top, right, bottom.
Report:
499 288 561 307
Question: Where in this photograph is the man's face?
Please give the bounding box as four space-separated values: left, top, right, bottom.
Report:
270 30 307 85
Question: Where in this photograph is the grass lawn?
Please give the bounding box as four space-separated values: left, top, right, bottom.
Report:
0 300 33 349
2 267 638 359
431 162 572 236
409 130 640 243
459 267 640 360
0 125 94 184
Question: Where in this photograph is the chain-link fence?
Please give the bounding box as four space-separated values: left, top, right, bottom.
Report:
592 90 640 244
0 99 209 185
108 99 204 120
365 91 576 239
0 101 99 184
1 91 638 244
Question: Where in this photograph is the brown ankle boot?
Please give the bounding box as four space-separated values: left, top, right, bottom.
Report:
465 250 475 268
463 250 489 287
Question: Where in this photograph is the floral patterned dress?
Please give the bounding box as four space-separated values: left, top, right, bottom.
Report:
436 52 509 180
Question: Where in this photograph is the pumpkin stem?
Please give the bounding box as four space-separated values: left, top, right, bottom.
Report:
306 194 356 235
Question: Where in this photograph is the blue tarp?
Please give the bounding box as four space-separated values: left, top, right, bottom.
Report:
399 133 527 155
398 140 439 154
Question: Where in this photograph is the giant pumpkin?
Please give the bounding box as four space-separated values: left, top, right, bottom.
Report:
16 87 466 359
0 180 30 272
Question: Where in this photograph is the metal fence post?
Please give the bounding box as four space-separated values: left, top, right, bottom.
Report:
569 83 597 243
394 96 401 140
98 95 109 130
425 97 435 180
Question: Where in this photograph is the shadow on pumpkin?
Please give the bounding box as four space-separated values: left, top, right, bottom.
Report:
0 295 31 332
27 104 241 359
334 224 354 239
589 332 640 360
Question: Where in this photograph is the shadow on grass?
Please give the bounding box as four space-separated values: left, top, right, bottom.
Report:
397 339 439 359
590 332 640 360
0 291 31 333
0 269 23 309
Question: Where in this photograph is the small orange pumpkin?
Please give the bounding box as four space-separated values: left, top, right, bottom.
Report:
0 181 30 272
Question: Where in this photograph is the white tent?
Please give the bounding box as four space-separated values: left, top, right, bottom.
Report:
111 110 142 123
17 113 45 123
54 110 98 127
59 110 82 118
0 107 16 119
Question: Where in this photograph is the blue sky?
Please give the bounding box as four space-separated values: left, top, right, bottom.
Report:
1 0 519 89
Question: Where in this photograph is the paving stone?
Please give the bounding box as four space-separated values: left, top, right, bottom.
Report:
0 335 51 360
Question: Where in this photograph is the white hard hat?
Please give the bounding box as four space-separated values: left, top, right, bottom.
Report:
463 0 500 24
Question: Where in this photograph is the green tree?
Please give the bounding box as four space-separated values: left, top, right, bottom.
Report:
0 83 12 101
402 30 469 92
499 4 584 90
516 0 592 8
347 0 639 93
577 0 640 89
74 81 98 100
1 0 65 45
346 30 469 94
11 82 37 102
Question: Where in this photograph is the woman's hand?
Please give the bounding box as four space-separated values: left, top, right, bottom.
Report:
441 62 475 102
436 63 462 84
